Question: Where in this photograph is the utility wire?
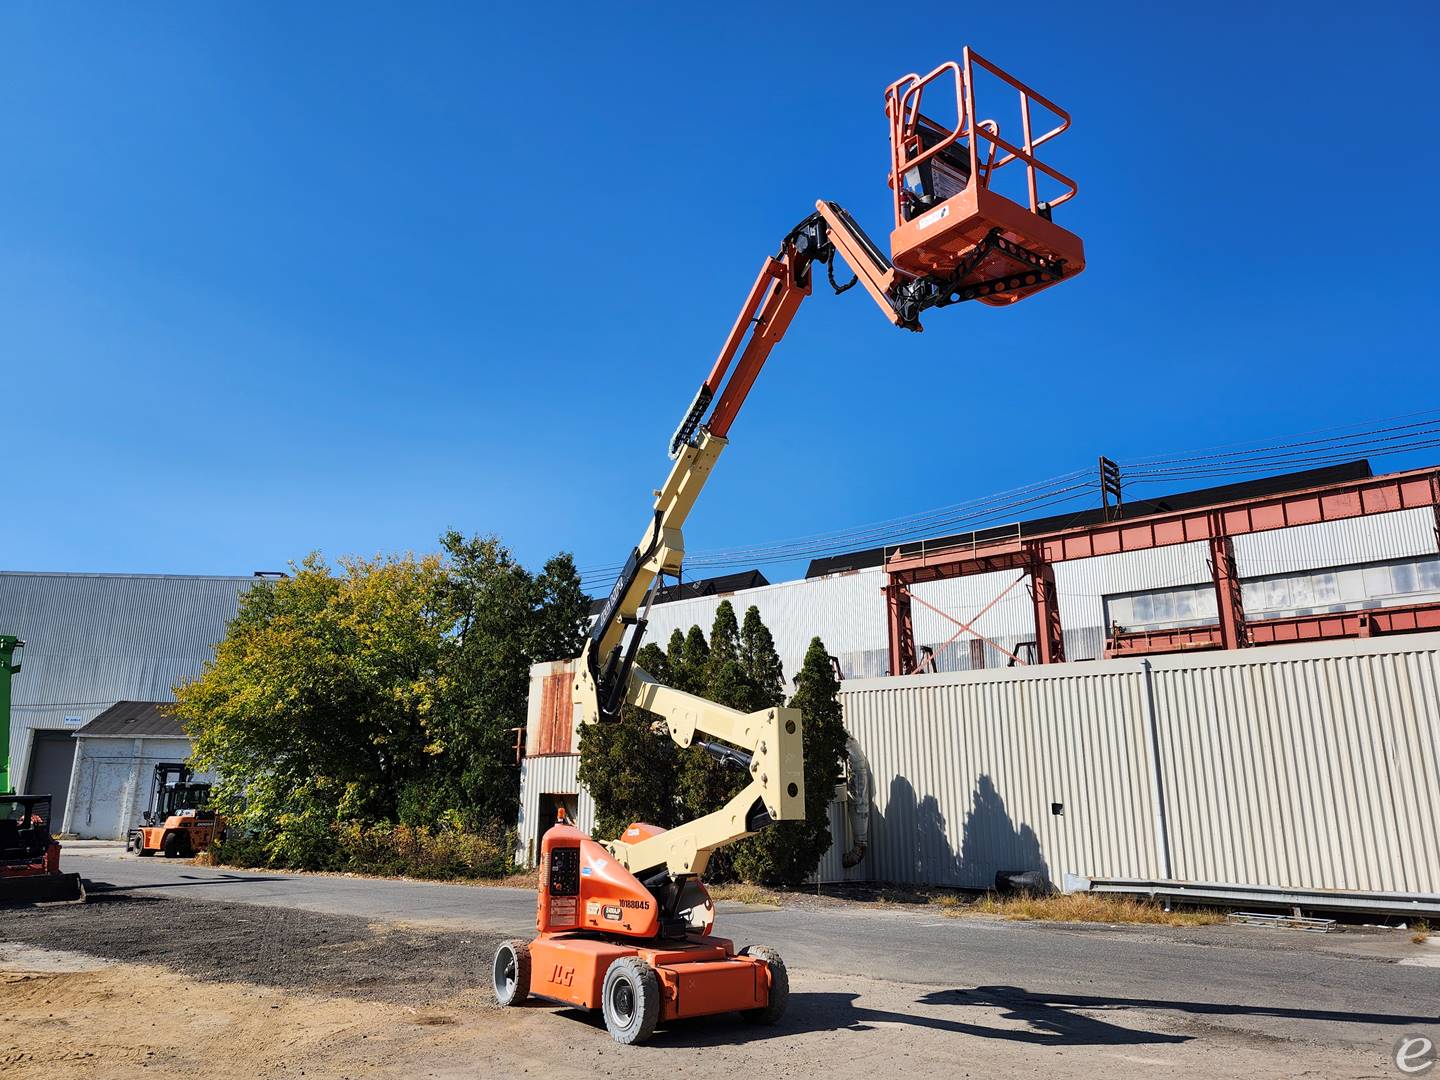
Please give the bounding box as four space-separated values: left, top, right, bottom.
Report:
576 410 1440 590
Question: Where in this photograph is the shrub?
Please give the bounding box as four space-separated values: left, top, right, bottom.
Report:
209 819 515 880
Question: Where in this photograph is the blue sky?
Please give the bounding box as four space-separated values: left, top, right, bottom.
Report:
3 4 1437 590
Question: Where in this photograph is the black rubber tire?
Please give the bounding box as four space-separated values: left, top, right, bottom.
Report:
136 846 155 857
740 946 788 1025
601 957 661 1045
492 940 531 1006
162 831 186 858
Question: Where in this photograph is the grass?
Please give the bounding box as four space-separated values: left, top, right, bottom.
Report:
707 882 785 906
963 891 1225 927
708 881 1222 926
1412 919 1431 945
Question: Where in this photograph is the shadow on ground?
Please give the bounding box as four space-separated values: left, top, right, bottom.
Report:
631 984 1440 1049
85 874 291 893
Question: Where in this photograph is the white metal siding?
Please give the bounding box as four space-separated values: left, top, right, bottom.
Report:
515 753 595 867
1 572 255 791
1146 638 1440 894
1233 507 1438 578
643 569 891 683
621 513 1440 679
835 663 1158 888
62 736 207 840
835 634 1440 896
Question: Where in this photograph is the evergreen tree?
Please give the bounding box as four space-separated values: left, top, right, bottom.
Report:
739 605 786 709
675 625 710 694
675 602 754 878
732 636 849 885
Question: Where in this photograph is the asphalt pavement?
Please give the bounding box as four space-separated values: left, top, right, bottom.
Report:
59 841 1440 1056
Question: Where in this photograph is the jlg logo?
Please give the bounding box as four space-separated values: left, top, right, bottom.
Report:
549 965 575 987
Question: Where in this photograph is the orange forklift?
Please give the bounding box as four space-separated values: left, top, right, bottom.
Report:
126 763 224 858
492 47 1084 1043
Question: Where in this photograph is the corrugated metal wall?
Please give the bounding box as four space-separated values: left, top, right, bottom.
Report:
833 633 1440 896
0 572 256 790
833 661 1159 888
628 508 1440 682
517 634 1440 897
1146 639 1440 893
515 752 595 867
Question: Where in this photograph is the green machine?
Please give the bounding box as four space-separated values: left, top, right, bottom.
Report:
1 633 85 903
1 635 24 793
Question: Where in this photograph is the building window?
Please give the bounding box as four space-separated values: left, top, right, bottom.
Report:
1105 584 1218 632
1244 555 1440 621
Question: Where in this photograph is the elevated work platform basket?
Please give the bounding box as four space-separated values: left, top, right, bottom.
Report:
886 48 1084 305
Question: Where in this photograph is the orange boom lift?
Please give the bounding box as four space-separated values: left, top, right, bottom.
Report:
492 48 1084 1044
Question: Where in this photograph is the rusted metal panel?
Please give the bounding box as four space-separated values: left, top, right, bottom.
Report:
536 672 573 756
525 660 579 757
888 467 1440 579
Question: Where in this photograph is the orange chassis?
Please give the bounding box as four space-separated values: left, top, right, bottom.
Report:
527 933 773 1021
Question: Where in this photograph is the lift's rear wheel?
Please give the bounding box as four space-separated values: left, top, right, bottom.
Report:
492 940 530 1006
740 945 788 1025
601 957 660 1045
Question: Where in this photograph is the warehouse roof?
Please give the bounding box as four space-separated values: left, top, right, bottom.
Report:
588 569 770 615
76 701 185 738
804 460 1374 577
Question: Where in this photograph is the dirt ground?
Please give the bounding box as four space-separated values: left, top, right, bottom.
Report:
0 894 1402 1080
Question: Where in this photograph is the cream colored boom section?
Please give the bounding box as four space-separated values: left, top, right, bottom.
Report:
603 666 806 879
573 429 726 726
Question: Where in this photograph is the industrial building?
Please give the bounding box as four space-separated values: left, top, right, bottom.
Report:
0 571 258 838
519 459 1440 911
621 460 1440 684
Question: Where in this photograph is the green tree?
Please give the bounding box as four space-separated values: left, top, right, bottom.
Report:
676 604 752 837
672 625 710 694
740 605 786 710
178 553 451 862
577 606 845 886
423 535 587 827
176 537 589 868
733 637 849 886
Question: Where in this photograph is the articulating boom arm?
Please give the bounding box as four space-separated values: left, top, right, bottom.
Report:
571 200 959 879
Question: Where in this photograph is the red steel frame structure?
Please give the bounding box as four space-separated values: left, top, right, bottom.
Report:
883 466 1440 675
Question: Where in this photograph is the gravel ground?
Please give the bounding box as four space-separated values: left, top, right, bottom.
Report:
2 891 500 1004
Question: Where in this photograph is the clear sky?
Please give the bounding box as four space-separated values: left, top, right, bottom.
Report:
3 4 1437 590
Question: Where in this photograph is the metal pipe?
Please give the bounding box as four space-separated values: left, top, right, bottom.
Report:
1139 658 1174 880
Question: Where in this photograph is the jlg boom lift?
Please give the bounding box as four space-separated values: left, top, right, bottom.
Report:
492 48 1084 1044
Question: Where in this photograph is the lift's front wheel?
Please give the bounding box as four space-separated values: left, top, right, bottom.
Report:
601 957 660 1044
740 945 789 1025
492 940 531 1006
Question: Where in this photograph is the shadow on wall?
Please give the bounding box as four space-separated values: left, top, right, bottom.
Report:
880 773 1049 889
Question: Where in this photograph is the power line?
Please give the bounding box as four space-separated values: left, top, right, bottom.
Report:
576 410 1440 590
